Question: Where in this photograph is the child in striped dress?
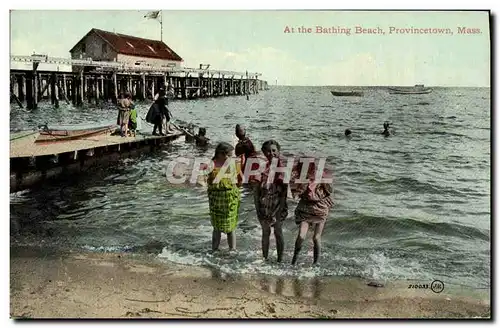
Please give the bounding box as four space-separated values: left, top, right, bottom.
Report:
206 142 243 252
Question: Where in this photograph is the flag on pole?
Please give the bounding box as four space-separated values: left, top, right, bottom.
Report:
144 10 163 41
144 10 160 20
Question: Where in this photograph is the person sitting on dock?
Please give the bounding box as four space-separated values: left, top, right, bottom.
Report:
117 92 133 137
234 124 257 172
195 127 210 147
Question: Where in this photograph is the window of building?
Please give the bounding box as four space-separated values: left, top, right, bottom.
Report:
126 42 135 48
82 43 86 53
102 43 107 53
147 45 156 53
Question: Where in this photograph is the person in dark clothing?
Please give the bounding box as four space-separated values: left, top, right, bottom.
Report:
235 124 256 160
152 88 169 136
382 122 391 137
195 127 210 147
234 124 257 175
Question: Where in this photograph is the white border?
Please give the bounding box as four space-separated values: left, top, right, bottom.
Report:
4 1 495 327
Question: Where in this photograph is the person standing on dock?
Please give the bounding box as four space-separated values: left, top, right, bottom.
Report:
147 88 169 136
117 92 133 137
154 83 175 102
128 103 138 137
164 83 175 134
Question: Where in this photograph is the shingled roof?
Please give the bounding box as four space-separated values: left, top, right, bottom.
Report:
70 28 183 61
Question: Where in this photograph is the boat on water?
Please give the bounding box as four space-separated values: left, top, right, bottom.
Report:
35 123 117 144
388 84 432 95
331 90 364 97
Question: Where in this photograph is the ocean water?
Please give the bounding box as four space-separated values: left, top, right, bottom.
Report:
10 86 491 291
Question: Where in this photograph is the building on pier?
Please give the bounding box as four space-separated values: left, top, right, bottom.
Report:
69 28 183 72
10 31 267 110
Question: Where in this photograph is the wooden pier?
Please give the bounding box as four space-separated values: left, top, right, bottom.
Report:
10 55 268 110
10 128 185 193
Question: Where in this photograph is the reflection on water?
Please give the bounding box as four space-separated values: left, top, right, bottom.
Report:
257 275 323 299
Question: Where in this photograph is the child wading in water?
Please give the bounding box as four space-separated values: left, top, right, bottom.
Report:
250 140 288 262
290 160 334 265
206 142 243 252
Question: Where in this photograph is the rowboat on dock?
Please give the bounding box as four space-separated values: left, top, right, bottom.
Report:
388 84 433 95
331 90 364 97
35 123 117 144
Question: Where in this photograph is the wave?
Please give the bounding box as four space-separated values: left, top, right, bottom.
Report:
333 214 490 241
413 130 474 140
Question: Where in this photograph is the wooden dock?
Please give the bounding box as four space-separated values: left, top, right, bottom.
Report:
10 55 268 109
10 128 184 193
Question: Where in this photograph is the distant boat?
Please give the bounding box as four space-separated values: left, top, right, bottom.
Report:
35 123 116 144
388 84 432 95
331 90 364 97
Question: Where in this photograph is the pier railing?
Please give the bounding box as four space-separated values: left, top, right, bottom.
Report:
10 55 261 78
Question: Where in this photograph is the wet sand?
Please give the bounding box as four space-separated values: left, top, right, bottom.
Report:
10 248 490 319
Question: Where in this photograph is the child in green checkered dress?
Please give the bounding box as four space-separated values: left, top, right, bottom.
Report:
207 142 243 252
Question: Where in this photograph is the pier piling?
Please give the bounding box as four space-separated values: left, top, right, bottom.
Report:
50 73 59 108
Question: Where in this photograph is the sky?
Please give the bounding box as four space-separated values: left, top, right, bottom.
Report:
9 10 490 86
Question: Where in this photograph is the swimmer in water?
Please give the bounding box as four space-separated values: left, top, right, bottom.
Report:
345 129 352 137
382 122 391 137
195 127 210 147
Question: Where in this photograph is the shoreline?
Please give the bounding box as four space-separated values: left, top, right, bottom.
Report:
10 247 490 319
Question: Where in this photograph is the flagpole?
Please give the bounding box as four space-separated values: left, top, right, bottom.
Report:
160 10 163 42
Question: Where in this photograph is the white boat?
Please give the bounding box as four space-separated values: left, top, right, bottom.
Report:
388 84 432 95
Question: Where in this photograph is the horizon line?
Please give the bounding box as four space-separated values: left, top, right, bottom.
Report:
271 84 491 88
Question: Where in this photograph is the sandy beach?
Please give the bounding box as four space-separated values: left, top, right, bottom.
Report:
9 247 490 319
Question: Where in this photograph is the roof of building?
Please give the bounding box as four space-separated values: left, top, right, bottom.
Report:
70 28 183 61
